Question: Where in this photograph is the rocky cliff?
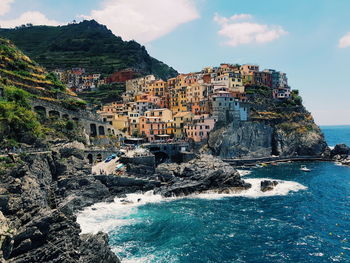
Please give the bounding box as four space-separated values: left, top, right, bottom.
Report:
0 144 165 263
208 86 328 158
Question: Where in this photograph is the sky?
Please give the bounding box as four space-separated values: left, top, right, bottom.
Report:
0 0 349 125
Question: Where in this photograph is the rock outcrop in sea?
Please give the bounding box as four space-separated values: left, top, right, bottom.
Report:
331 144 350 166
154 154 251 197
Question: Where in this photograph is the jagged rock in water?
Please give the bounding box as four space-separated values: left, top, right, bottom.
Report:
260 180 279 192
331 144 350 157
155 154 251 197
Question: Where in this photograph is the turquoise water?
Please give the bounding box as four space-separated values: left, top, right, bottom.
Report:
78 126 350 262
107 162 350 262
321 125 350 147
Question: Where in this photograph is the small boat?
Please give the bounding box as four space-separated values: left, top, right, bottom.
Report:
300 165 311 172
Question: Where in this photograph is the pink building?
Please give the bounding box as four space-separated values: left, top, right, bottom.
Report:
185 114 216 142
139 116 167 142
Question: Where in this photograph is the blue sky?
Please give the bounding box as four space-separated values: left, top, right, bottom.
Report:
1 0 350 125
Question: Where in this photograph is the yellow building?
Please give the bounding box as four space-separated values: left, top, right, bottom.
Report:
146 80 167 97
170 75 189 113
112 114 129 132
128 112 140 136
241 64 259 85
145 108 173 121
173 111 194 139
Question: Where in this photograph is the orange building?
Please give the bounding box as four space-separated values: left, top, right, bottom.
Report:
139 116 167 142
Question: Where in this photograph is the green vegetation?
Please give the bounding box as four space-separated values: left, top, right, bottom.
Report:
0 86 43 144
0 37 69 95
61 98 87 110
42 119 86 143
0 20 178 80
79 82 125 104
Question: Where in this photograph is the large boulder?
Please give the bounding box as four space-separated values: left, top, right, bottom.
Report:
260 180 278 192
155 154 251 197
331 144 350 157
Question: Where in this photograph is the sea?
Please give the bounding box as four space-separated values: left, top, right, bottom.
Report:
77 125 350 263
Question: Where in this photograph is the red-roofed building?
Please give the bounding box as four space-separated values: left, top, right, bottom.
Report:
106 68 138 84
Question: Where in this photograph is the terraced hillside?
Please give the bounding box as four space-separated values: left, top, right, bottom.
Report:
0 38 76 98
0 20 178 80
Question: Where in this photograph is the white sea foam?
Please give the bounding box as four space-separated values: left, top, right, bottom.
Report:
193 178 307 199
77 190 166 234
236 169 252 177
77 178 307 235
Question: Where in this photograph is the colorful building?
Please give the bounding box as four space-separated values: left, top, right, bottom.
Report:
185 114 216 142
173 111 194 139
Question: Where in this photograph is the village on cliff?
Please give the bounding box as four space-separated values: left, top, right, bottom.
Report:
53 63 291 143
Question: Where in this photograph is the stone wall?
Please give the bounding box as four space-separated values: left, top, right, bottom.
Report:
31 98 122 138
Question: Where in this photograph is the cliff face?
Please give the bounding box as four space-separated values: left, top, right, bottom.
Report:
208 122 273 158
208 87 328 159
0 149 122 263
0 143 166 262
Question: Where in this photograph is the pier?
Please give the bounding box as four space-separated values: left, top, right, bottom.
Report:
223 156 327 167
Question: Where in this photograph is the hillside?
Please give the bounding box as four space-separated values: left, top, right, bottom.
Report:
0 38 87 146
0 38 74 96
0 20 178 80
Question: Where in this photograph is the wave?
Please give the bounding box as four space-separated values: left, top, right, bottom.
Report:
194 178 307 199
236 169 252 177
77 191 165 234
77 178 307 235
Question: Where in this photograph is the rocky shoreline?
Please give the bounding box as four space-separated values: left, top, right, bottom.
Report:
1 142 349 262
0 146 254 263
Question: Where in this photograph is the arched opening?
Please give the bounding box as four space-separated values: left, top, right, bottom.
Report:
107 128 111 134
48 110 60 119
87 154 93 164
62 114 70 120
34 106 47 118
98 126 105 136
90 123 97 137
96 153 102 162
112 130 115 135
154 151 169 165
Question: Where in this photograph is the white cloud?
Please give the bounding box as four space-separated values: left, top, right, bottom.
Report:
0 11 62 28
80 0 199 43
230 14 253 21
0 0 15 16
338 32 350 48
213 13 287 47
